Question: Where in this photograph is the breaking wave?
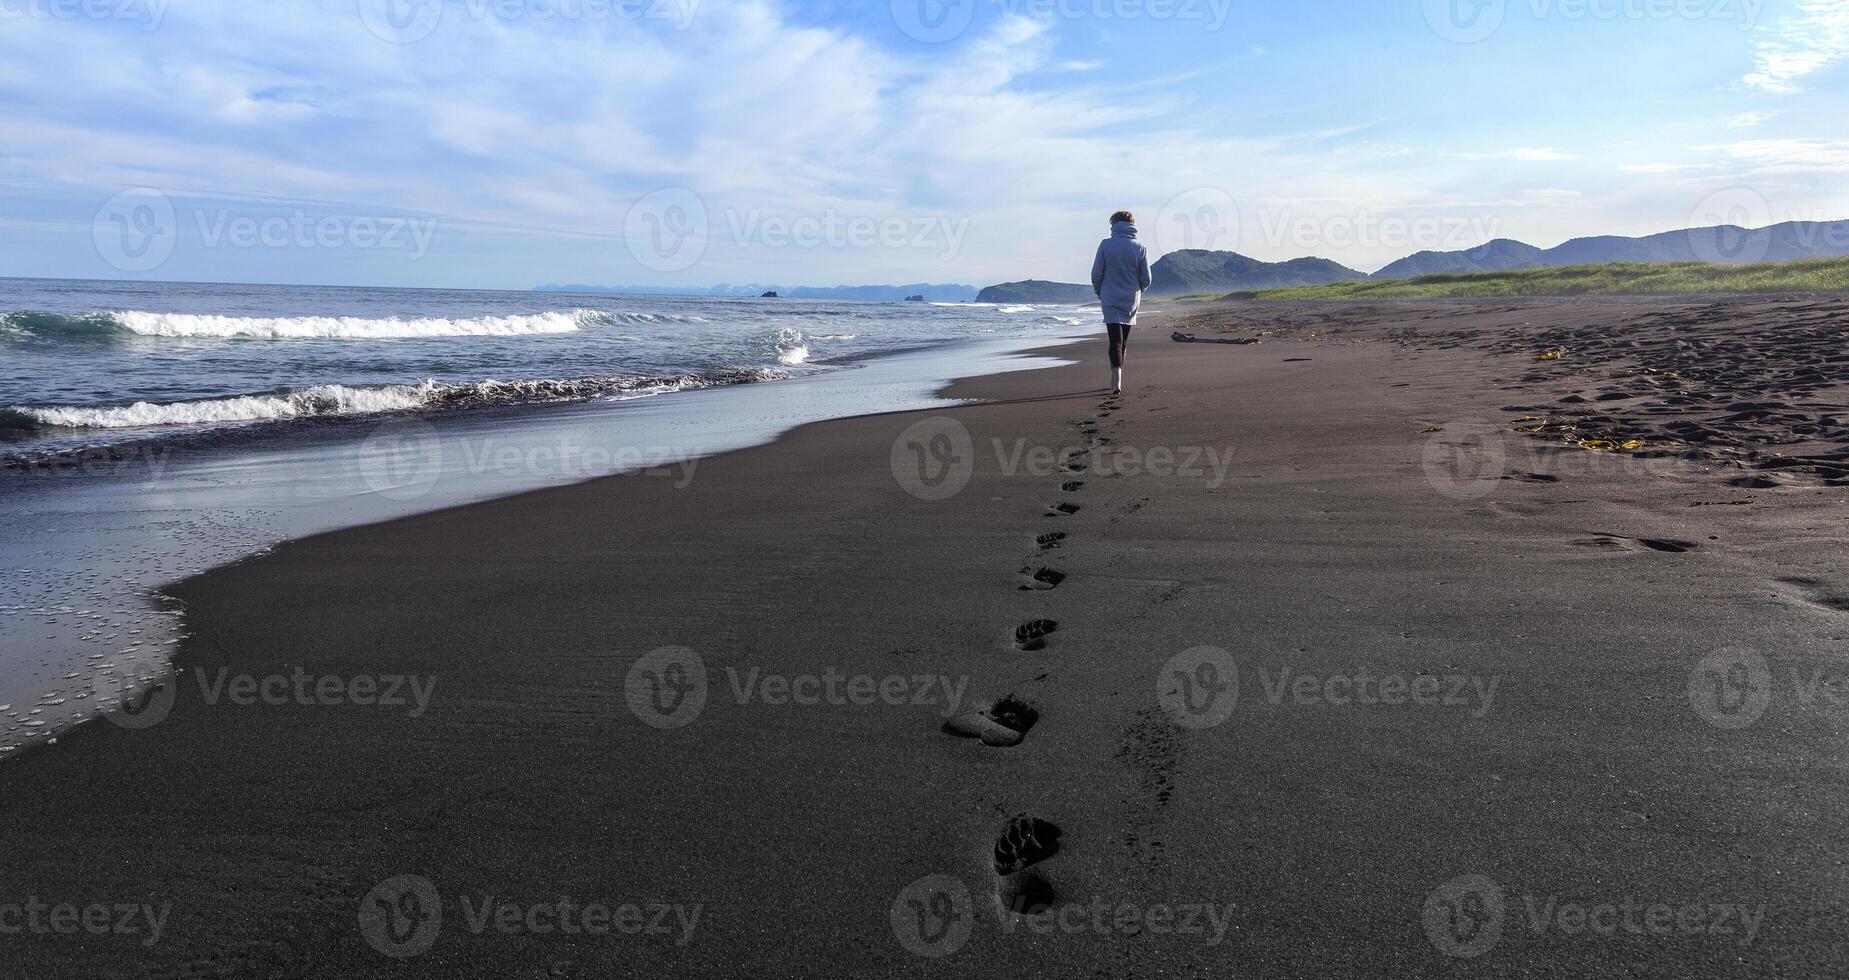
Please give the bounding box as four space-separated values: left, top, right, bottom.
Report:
6 370 783 433
0 308 708 342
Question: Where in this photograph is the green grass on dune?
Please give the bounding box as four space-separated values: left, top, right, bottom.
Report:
1203 255 1849 301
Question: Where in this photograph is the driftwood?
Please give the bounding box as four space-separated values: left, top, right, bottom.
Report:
1171 331 1259 345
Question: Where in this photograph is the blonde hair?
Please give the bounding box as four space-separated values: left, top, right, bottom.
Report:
1110 210 1135 225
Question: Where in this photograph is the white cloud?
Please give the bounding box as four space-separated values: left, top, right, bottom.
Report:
1743 0 1849 94
1459 147 1580 161
1721 138 1849 171
1618 163 1714 174
1724 110 1782 128
0 0 1834 286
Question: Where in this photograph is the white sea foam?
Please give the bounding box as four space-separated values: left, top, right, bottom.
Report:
101 308 689 339
111 310 588 339
774 327 810 366
20 383 440 428
15 370 781 430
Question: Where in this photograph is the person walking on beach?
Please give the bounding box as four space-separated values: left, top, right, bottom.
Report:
1091 210 1152 394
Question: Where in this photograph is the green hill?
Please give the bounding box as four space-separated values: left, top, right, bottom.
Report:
1214 255 1849 300
1148 250 1365 296
975 280 1097 304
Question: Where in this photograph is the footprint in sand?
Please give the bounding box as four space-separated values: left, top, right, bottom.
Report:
1571 533 1698 554
1035 531 1066 551
995 815 1061 875
1109 498 1150 522
1014 619 1057 650
942 696 1040 748
1018 567 1065 591
1776 577 1849 614
1061 481 1085 492
994 815 1062 915
1046 502 1081 517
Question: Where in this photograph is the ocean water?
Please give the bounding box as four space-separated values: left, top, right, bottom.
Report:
0 278 1089 461
0 277 1103 759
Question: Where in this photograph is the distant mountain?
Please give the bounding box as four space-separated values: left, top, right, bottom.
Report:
976 280 1098 304
1370 220 1849 279
535 283 979 302
1148 250 1367 297
1372 239 1546 279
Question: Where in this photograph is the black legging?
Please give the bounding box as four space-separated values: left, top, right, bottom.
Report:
1107 322 1132 369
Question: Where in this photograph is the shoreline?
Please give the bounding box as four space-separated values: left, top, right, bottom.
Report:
3 298 1846 976
0 325 1091 761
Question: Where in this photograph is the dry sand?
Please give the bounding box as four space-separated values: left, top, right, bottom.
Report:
2 297 1846 977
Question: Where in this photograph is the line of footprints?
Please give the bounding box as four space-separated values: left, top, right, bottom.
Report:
940 390 1127 914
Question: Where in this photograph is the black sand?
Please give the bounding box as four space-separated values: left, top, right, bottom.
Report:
3 297 1847 977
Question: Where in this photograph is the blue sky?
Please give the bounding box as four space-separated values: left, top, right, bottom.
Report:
1 0 1845 288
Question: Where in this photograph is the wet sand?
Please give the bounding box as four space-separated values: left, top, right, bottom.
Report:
3 297 1847 977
